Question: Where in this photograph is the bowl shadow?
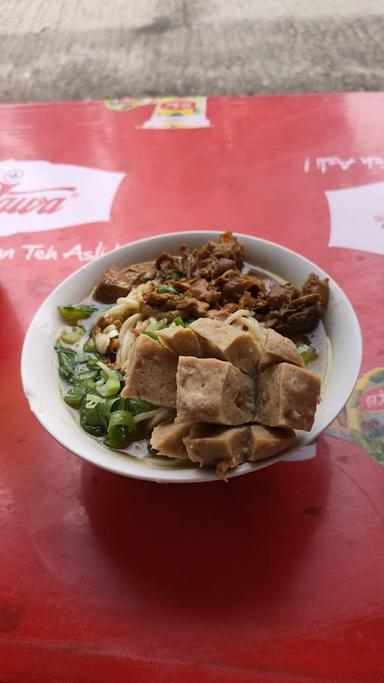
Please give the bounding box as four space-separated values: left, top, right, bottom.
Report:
81 439 330 621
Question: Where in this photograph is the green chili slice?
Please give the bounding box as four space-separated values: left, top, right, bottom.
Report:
59 326 84 345
155 284 179 295
297 342 318 364
95 361 121 398
104 410 136 449
58 304 97 325
127 398 153 416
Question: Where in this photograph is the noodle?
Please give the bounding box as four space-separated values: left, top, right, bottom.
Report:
225 309 255 325
225 310 270 351
107 283 148 320
134 407 174 429
116 312 142 369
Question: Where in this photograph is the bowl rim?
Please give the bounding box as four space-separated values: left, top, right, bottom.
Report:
21 230 363 483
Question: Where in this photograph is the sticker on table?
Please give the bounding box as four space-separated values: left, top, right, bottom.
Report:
0 161 125 236
327 368 384 464
105 98 153 111
140 97 210 129
325 181 384 255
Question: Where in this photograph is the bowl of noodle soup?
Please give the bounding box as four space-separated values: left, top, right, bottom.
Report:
21 232 362 483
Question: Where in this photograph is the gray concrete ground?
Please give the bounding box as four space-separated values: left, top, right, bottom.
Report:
1 0 384 103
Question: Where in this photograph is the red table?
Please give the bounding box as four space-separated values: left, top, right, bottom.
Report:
1 94 384 682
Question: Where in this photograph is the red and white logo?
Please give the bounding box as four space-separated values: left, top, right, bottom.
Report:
0 161 125 236
359 387 384 412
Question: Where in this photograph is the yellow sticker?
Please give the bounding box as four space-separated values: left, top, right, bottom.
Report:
141 97 210 129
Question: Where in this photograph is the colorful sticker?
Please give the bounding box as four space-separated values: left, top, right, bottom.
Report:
141 97 210 129
105 98 153 112
327 368 384 463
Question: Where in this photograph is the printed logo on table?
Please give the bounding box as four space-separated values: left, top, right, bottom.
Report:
0 161 125 236
325 181 384 256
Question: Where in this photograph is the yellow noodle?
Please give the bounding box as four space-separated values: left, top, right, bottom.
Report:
116 312 142 368
225 309 255 325
107 283 148 320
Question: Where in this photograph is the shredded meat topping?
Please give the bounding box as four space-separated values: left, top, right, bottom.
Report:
93 232 329 337
255 275 329 337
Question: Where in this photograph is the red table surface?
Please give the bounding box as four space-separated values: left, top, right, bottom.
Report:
1 94 384 682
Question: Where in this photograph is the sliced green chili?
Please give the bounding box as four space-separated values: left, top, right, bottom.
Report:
127 398 153 416
155 284 179 295
144 330 160 341
58 304 97 325
95 361 121 398
173 316 187 327
297 342 318 364
83 336 96 353
59 326 84 345
104 410 136 449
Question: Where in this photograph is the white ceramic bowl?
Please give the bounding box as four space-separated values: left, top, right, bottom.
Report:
21 232 362 483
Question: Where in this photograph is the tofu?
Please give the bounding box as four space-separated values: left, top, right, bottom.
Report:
157 325 201 357
254 362 321 431
249 425 295 461
150 421 191 458
260 328 304 371
176 356 255 425
190 318 261 375
184 424 249 473
121 334 178 408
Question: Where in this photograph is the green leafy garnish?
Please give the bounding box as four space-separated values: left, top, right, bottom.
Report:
83 336 96 353
171 270 183 281
80 400 106 436
95 362 121 398
55 343 78 382
59 326 84 345
155 284 179 295
104 410 136 449
297 342 318 364
64 378 97 408
127 398 153 416
58 304 97 325
144 331 160 341
75 369 99 382
80 395 120 435
57 319 153 446
173 316 187 327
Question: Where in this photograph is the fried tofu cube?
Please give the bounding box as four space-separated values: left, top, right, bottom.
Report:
254 362 321 431
184 424 249 472
157 325 201 357
121 334 178 408
190 318 261 374
150 421 191 458
176 356 255 425
249 425 295 461
260 328 304 371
